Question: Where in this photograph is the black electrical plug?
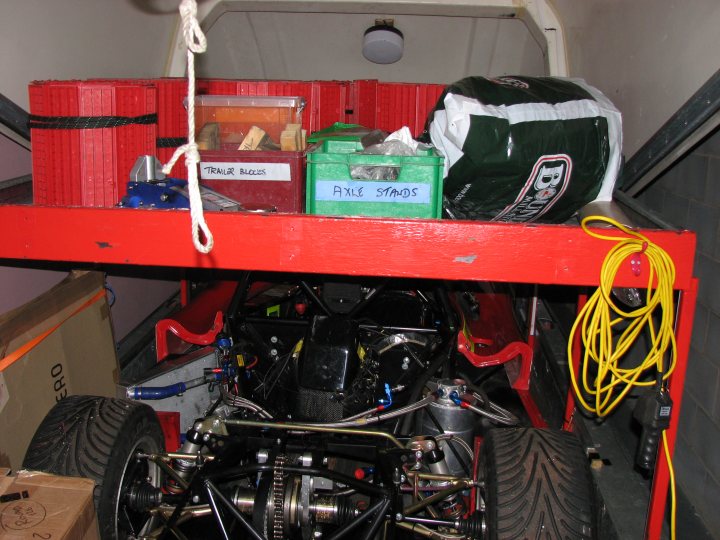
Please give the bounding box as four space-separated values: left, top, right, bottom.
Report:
633 388 672 470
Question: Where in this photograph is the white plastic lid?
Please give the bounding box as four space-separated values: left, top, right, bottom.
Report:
188 95 306 111
362 26 404 64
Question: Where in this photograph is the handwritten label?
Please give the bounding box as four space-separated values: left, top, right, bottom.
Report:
200 162 291 182
1 501 46 530
314 181 431 204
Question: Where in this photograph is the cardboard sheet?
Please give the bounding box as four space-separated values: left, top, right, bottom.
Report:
0 468 99 539
0 271 118 469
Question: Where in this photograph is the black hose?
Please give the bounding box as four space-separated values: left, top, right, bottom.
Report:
360 498 391 540
398 338 455 436
457 371 488 401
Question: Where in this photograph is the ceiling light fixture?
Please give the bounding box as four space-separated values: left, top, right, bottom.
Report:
362 19 404 64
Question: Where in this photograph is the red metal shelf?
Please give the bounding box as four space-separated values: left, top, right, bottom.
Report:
0 204 697 540
0 205 696 288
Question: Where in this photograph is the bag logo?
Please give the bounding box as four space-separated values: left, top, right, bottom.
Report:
489 77 529 89
493 154 572 222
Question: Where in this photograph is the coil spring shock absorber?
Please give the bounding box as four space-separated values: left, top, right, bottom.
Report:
166 416 228 493
165 425 203 494
408 436 466 518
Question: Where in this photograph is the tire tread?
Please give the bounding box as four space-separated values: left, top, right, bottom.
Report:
23 395 163 540
484 428 595 540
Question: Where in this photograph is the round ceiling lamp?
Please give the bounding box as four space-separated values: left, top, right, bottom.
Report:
362 19 404 64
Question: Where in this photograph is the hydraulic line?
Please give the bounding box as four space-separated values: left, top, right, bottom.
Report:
220 388 273 418
224 418 405 449
287 394 437 429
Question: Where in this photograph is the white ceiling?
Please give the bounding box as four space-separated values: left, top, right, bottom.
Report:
196 11 546 83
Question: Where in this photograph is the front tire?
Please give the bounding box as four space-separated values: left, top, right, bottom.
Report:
482 427 596 539
23 395 164 540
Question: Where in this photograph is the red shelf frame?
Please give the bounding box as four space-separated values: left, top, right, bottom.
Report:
0 204 697 539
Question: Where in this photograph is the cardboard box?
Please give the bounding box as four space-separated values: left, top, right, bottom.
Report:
0 468 99 539
0 271 118 470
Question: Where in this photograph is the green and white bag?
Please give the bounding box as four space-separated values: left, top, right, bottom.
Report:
427 76 622 223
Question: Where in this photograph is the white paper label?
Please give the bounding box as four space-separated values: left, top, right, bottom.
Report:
200 162 292 181
314 181 431 204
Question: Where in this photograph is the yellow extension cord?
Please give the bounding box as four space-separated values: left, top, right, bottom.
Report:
568 215 677 539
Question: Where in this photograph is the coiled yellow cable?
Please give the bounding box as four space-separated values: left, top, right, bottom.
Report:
568 215 677 417
568 215 677 539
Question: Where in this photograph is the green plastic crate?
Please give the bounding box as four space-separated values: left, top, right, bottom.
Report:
306 140 444 218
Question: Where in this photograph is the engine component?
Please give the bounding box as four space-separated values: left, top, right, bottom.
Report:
231 467 357 540
295 316 364 421
416 378 477 476
299 316 360 393
23 279 600 539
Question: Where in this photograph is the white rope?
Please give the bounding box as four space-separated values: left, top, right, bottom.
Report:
163 0 213 253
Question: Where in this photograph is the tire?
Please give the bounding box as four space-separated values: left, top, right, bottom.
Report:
23 395 164 540
482 427 596 540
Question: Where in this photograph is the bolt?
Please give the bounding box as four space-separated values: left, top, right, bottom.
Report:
270 335 278 344
192 495 200 504
270 348 278 357
395 513 403 522
203 433 210 442
400 475 407 483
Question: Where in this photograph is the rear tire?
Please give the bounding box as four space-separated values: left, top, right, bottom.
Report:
23 395 164 540
482 427 596 539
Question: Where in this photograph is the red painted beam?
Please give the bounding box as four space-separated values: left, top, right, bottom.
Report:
645 278 698 539
0 205 696 288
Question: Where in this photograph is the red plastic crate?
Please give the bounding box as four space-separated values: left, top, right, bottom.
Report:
152 79 347 179
350 80 446 137
30 80 157 207
154 78 203 180
69 78 194 180
199 147 305 213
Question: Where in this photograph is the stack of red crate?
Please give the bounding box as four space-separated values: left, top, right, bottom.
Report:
28 78 446 208
350 80 446 137
29 80 157 207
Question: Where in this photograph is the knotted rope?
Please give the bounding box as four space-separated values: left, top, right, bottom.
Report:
163 0 213 253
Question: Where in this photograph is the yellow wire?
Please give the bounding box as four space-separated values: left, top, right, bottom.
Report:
568 215 677 539
663 430 677 540
567 215 677 417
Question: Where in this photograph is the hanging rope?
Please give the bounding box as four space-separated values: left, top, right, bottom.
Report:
163 0 213 253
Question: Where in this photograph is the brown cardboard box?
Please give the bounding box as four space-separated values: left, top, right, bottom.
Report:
0 468 99 539
0 271 118 469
